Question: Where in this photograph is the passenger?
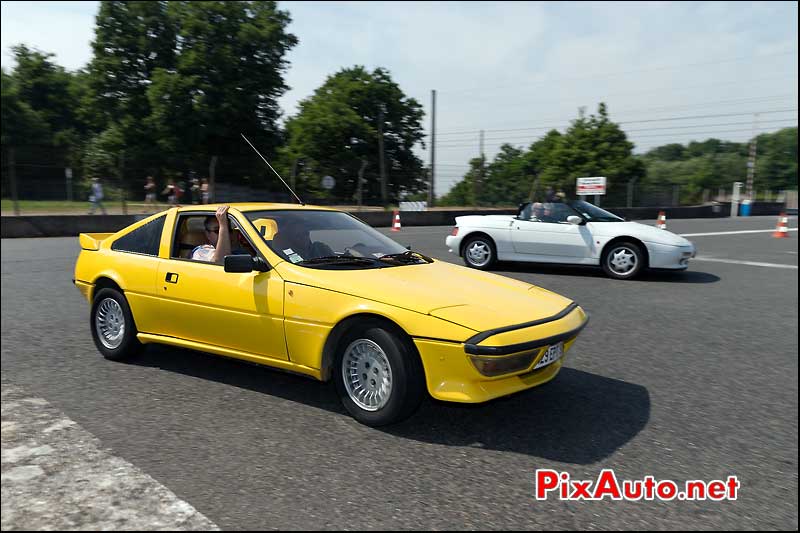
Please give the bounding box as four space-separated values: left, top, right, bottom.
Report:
531 202 546 221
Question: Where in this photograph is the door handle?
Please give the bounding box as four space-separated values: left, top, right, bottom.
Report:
165 272 179 284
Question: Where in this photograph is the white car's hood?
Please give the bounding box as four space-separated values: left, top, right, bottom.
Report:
590 221 692 246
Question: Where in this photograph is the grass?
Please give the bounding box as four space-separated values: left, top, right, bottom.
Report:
1 199 170 215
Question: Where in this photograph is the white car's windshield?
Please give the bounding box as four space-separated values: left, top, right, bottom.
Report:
244 210 421 268
569 200 625 222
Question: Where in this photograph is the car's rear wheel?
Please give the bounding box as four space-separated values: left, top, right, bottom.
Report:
334 321 424 426
462 235 497 270
602 241 644 279
90 288 142 361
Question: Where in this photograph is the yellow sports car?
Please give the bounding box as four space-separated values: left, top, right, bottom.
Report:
74 203 588 426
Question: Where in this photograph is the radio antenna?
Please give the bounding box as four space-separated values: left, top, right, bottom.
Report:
240 133 304 205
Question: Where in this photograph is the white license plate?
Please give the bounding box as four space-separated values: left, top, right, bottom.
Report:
533 342 563 370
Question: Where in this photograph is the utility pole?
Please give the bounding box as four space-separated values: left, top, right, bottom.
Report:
378 107 387 205
357 160 368 211
8 147 19 215
291 158 301 192
746 113 759 202
209 156 218 203
475 129 484 207
428 89 436 207
627 177 638 208
119 151 127 215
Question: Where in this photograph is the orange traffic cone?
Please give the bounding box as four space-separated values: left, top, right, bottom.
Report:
656 211 667 230
773 213 790 238
391 210 402 232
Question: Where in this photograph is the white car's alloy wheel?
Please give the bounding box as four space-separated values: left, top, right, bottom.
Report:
606 245 638 277
466 241 492 267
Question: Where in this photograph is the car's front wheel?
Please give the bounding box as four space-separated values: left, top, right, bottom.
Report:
334 321 425 426
602 241 645 279
462 235 497 270
90 288 142 361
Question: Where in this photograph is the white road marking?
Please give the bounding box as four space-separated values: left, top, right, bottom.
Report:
1 383 220 531
680 228 798 237
693 256 798 269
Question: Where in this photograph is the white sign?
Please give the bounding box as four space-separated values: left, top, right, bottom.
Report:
576 176 606 196
65 168 73 179
321 175 335 190
399 201 427 211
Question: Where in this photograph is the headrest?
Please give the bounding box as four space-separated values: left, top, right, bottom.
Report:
252 218 278 240
182 217 207 236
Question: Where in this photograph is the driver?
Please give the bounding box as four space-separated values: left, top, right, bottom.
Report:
532 202 557 223
273 219 334 261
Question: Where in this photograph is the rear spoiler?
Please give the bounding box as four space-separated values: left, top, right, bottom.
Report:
79 233 114 251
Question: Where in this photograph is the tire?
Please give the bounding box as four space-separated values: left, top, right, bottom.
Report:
462 235 497 270
333 321 425 426
602 241 645 280
90 288 142 361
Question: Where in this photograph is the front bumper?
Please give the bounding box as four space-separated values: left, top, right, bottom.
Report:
413 304 588 403
646 242 696 270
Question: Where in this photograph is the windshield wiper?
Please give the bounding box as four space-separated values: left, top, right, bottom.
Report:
297 255 383 266
378 250 433 264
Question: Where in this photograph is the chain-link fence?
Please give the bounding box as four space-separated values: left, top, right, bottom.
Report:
1 144 793 215
1 144 431 214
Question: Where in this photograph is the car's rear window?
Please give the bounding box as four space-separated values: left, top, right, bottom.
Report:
111 215 165 256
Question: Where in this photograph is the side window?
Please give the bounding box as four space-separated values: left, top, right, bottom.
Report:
548 204 577 223
173 215 210 259
172 214 258 261
111 215 165 256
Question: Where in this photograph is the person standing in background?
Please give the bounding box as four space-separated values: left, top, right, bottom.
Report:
190 178 201 204
200 178 210 204
162 179 177 205
88 177 107 215
144 176 157 212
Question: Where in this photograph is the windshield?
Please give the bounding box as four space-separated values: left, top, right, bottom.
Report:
244 209 412 268
569 200 625 222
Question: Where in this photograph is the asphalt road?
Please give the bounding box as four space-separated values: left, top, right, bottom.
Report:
2 215 797 530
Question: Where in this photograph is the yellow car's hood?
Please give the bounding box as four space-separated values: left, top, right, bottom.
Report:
276 259 573 331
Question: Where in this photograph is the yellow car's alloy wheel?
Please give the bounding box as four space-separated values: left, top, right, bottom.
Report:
342 339 394 411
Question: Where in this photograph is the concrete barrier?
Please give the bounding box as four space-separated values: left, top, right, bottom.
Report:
1 214 148 238
0 203 788 238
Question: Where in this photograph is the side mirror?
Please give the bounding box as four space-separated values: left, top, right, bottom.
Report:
224 255 270 273
567 215 583 225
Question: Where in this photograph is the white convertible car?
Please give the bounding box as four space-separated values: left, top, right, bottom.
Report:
445 200 696 279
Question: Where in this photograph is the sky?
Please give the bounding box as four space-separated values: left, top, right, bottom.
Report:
1 0 797 196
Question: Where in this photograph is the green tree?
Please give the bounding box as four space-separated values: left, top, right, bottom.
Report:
282 66 426 204
9 45 79 143
87 1 176 133
756 127 797 192
152 1 296 155
438 158 481 206
543 103 645 204
1 69 49 146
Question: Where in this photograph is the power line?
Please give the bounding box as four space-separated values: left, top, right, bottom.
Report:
433 118 798 145
429 99 797 137
432 122 797 149
438 49 798 96
425 107 798 140
438 75 798 113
